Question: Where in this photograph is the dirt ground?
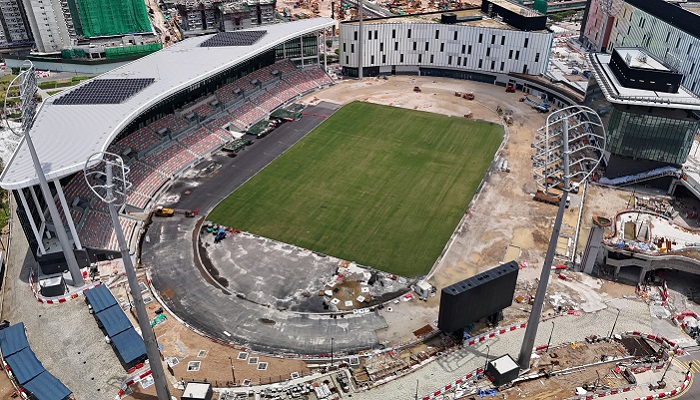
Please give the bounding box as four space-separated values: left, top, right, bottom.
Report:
502 341 630 400
109 275 308 398
302 75 570 291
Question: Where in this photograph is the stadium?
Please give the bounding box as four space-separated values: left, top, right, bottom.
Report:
0 10 512 358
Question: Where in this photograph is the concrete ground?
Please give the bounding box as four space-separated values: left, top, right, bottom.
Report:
0 202 125 400
200 231 410 312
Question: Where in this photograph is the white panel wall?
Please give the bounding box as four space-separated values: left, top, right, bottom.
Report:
340 22 553 76
609 3 700 95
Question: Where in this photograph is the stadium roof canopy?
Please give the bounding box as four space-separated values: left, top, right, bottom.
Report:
0 18 334 190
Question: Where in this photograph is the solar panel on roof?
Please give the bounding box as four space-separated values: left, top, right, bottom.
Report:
199 31 267 47
54 78 155 105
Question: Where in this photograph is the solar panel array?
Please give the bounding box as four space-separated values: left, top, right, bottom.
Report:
200 31 267 47
54 78 155 105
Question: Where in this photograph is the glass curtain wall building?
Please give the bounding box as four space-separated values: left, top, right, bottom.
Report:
585 48 700 178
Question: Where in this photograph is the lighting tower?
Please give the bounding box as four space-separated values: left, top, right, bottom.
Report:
83 152 171 400
3 61 84 286
517 106 606 371
358 0 364 79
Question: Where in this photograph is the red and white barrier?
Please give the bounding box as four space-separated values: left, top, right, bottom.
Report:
464 322 527 347
116 368 152 399
28 272 102 304
419 367 485 400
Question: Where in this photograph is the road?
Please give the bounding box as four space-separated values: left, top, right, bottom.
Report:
679 347 700 399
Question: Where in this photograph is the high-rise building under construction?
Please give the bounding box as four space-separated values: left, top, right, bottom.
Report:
20 0 153 53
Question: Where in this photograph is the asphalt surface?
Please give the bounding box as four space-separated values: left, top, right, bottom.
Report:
679 348 700 399
142 102 390 355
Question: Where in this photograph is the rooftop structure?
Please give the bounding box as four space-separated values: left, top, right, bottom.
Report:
0 18 334 190
584 48 700 178
587 50 699 109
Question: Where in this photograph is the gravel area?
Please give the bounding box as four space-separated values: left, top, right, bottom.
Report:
0 200 125 399
351 297 651 400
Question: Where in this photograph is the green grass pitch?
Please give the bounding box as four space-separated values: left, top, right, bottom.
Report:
208 102 504 277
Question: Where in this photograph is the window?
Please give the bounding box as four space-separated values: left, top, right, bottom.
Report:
491 35 495 44
458 56 461 65
408 29 411 38
343 43 346 52
524 38 529 48
453 31 458 40
448 55 452 64
440 43 444 52
430 54 434 63
523 64 528 74
463 57 467 66
689 44 693 55
509 49 513 59
500 61 504 71
346 56 349 64
692 63 696 74
425 42 429 51
468 45 472 54
418 54 422 63
413 41 417 50
478 59 483 68
382 54 386 63
380 42 384 51
354 31 357 40
435 30 440 39
478 33 482 43
371 55 374 64
368 33 371 41
515 50 519 60
392 29 396 39
374 30 378 39
666 31 671 42
486 47 490 57
400 53 404 62
394 42 398 50
677 37 681 48
501 36 505 45
535 52 540 62
351 43 354 53
490 60 495 69
461 44 466 54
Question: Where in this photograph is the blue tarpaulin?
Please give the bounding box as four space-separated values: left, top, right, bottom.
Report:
110 328 147 368
5 347 44 384
23 370 71 400
0 322 29 357
84 284 118 314
95 305 133 337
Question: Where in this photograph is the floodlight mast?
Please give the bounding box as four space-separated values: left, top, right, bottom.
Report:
517 106 605 371
4 61 84 286
84 153 171 400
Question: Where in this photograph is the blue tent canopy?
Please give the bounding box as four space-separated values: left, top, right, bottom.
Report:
110 328 146 367
0 322 29 357
23 370 72 400
84 284 118 314
5 347 44 385
95 305 133 337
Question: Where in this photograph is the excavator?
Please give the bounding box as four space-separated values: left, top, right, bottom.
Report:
154 205 198 218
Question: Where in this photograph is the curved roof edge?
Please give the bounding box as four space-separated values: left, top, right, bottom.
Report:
0 18 335 190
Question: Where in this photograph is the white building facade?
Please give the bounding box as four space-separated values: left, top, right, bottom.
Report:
340 20 553 78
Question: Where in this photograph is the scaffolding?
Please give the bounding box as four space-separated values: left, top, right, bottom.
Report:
76 0 152 38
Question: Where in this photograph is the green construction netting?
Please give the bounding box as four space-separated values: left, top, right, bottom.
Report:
270 108 301 120
77 0 152 38
105 43 162 59
61 48 86 59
